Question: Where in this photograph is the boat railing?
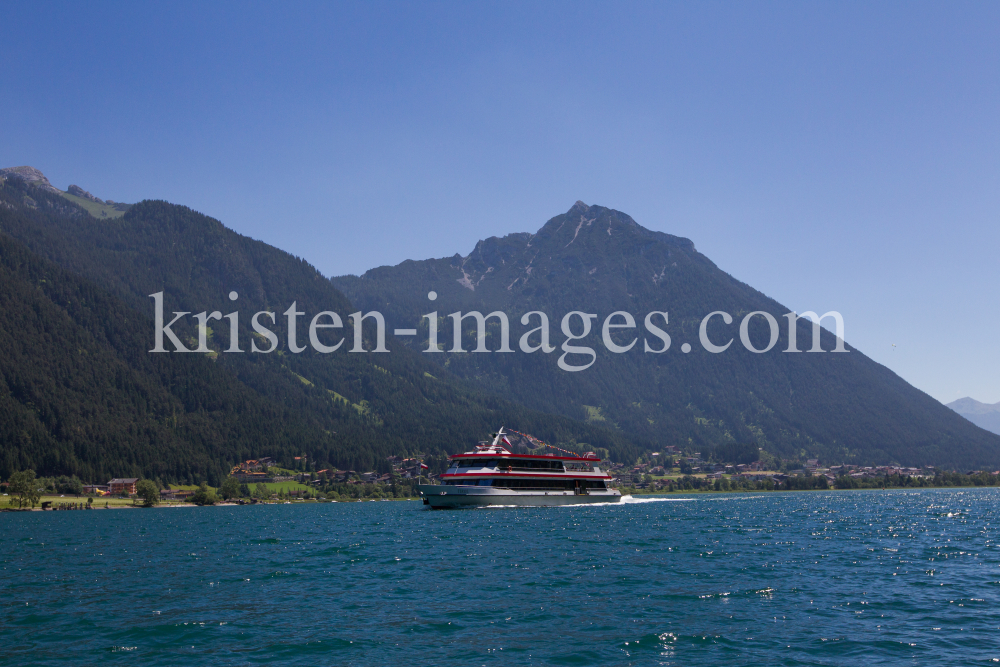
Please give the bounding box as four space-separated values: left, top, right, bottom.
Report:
445 482 606 492
451 464 597 473
454 465 584 472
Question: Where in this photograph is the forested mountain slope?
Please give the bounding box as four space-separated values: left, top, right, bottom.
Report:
334 201 1000 469
0 175 641 482
0 231 343 484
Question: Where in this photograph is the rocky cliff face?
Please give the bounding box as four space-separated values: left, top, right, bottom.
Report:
0 166 62 194
67 184 104 203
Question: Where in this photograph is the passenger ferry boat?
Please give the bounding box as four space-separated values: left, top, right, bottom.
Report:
418 427 621 509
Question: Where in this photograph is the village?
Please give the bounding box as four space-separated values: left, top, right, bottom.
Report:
609 446 947 491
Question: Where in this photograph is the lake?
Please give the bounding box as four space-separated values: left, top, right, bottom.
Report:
2 489 998 665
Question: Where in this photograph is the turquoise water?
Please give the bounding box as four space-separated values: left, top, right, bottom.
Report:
2 489 999 665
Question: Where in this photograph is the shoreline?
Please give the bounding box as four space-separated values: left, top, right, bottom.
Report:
0 497 422 511
4 485 999 512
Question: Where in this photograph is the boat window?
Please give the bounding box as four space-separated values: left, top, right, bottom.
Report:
494 459 565 471
489 478 576 490
456 458 499 468
477 479 493 486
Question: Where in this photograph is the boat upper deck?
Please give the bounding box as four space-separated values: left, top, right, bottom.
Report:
441 427 610 480
451 452 601 462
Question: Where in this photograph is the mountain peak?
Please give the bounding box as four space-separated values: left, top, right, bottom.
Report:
0 166 61 194
332 202 1000 469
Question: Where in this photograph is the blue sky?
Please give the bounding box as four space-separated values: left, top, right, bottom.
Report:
2 1 998 404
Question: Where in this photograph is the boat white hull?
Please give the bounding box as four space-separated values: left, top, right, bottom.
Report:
418 485 621 509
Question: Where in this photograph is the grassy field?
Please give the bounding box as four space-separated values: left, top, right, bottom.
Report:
163 480 313 494
58 191 128 219
260 481 313 493
0 494 194 510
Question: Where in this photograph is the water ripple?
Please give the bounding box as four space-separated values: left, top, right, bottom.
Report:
3 489 1000 665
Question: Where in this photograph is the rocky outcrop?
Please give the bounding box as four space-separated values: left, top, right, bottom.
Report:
67 184 105 203
2 166 130 213
0 166 62 194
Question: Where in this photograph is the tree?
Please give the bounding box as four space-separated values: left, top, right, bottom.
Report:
189 482 218 506
219 476 240 500
55 475 83 495
136 479 159 507
8 470 41 508
239 482 251 498
253 482 269 500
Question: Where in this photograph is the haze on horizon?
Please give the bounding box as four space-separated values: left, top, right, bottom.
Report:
1 1 997 405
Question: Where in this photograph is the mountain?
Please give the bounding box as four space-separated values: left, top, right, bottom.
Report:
334 201 1000 469
947 398 1000 436
1 166 129 219
0 171 641 483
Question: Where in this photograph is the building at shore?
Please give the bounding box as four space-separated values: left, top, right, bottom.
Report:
107 478 138 495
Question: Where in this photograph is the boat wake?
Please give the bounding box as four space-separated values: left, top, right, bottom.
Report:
462 495 696 510
619 495 696 504
552 495 697 508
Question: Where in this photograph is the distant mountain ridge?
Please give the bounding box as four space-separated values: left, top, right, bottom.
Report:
948 397 1000 415
3 164 998 475
334 201 1000 469
948 398 1000 436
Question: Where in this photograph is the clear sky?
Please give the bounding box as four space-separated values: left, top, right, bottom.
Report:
2 2 998 404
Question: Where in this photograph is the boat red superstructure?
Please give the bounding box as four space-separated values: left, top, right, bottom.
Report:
418 427 621 508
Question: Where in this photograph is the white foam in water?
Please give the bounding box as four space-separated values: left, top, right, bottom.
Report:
466 495 697 509
556 495 697 507
619 495 695 503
